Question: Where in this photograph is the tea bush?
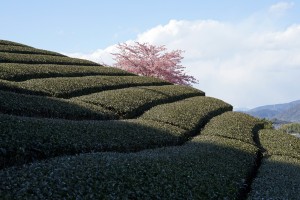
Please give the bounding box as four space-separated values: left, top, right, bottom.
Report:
0 114 186 169
201 112 264 145
0 135 258 199
0 44 65 57
0 90 117 120
74 85 204 118
140 96 232 132
0 63 132 81
0 52 97 66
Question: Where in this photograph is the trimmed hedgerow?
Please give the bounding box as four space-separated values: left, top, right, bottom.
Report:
73 85 205 118
201 112 264 145
0 135 258 199
0 114 186 169
18 75 171 98
0 44 65 57
259 129 300 159
140 96 232 132
0 52 98 66
0 63 133 81
248 155 300 200
0 90 117 120
0 40 29 47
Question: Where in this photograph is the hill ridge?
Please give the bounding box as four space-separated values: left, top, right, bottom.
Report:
0 39 299 199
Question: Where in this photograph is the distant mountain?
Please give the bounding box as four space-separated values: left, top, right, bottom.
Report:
246 100 300 122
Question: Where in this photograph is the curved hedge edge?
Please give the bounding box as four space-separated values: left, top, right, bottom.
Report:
0 90 118 120
0 40 30 47
0 79 48 96
259 129 300 159
0 63 134 82
248 155 300 200
201 111 264 146
1 76 171 99
74 85 205 119
0 44 66 57
0 52 99 66
0 114 187 169
19 76 172 98
140 96 233 133
0 134 258 199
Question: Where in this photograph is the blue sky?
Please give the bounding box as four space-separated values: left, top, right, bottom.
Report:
1 0 300 108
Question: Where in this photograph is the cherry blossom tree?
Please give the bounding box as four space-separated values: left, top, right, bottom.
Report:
112 42 198 86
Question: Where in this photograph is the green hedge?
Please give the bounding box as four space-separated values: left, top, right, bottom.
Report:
0 44 65 57
0 114 186 169
0 63 133 81
18 75 171 98
0 90 117 120
140 96 232 132
259 129 300 159
0 52 98 66
0 134 258 199
0 40 29 47
279 122 300 134
74 85 204 118
201 112 264 145
0 79 48 96
248 155 300 199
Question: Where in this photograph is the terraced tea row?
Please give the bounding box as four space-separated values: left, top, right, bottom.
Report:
0 112 262 199
0 96 229 169
73 85 204 118
201 111 264 145
0 63 133 81
0 40 29 47
0 90 117 120
0 75 171 98
0 114 186 169
0 52 97 66
249 129 300 199
140 96 232 132
0 44 65 57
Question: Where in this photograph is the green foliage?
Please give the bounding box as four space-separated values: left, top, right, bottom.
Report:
0 40 29 47
0 52 98 66
249 155 300 199
0 44 65 57
0 90 117 120
140 96 232 132
0 76 171 98
0 63 133 81
260 118 274 129
259 129 300 159
201 112 264 145
279 122 300 134
74 85 204 118
0 114 186 169
0 135 257 199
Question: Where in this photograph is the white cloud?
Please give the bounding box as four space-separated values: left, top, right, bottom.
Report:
269 2 294 15
67 11 300 109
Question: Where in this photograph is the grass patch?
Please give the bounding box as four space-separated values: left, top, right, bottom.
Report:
201 112 264 145
0 90 117 120
140 96 232 132
259 129 300 159
248 155 300 200
0 114 186 169
0 44 65 57
0 135 258 199
0 52 98 66
0 63 133 81
73 85 204 118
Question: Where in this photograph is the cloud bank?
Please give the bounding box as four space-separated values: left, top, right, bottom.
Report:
66 2 300 108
